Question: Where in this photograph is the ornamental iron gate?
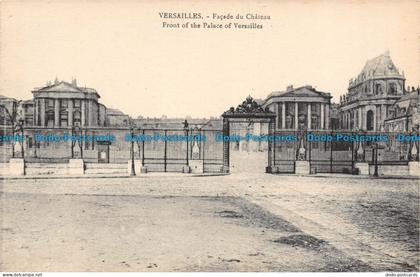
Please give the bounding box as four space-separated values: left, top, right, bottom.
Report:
221 96 276 173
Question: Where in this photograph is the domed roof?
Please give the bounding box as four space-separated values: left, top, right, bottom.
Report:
349 51 404 87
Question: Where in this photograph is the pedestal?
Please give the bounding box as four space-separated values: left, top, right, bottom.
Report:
408 161 420 176
9 158 25 176
68 159 84 175
295 161 310 175
189 160 204 174
355 162 369 175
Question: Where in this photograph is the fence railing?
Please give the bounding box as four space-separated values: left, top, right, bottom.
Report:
273 130 419 173
0 126 224 173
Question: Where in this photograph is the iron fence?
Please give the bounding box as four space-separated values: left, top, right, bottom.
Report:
0 126 224 173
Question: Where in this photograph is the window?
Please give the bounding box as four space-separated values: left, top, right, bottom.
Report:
28 137 33 148
388 83 397 95
60 100 68 108
60 111 68 127
47 99 54 108
73 111 81 126
285 102 295 129
74 100 81 108
375 84 382 95
366 110 374 131
46 110 54 127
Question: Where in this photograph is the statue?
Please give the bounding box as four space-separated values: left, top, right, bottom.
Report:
192 140 200 160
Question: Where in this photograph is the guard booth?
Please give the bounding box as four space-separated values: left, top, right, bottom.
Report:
221 96 276 173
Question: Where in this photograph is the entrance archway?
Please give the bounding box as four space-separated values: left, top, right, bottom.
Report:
221 96 276 173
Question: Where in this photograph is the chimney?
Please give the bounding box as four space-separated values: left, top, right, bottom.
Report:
286 85 293 92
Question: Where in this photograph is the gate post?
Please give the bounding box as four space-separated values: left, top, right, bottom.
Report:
222 117 230 173
266 117 274 173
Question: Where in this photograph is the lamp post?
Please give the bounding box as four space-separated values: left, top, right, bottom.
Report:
130 125 136 176
372 141 385 177
373 143 379 177
183 120 189 167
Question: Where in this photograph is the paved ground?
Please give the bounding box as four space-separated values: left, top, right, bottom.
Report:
1 173 419 272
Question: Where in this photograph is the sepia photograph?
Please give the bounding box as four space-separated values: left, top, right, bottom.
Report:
0 0 419 275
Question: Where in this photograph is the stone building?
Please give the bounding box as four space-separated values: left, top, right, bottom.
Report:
106 108 130 127
0 95 19 126
263 85 332 130
384 87 420 132
339 51 406 131
31 79 106 127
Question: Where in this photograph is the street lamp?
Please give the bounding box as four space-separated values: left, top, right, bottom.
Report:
183 120 189 167
372 141 385 177
130 125 136 176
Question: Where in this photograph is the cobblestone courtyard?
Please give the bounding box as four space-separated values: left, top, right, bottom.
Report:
1 174 419 271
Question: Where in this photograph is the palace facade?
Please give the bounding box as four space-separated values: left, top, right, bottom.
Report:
0 79 129 128
263 85 332 130
31 79 106 127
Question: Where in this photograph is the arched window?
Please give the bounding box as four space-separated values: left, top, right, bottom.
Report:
388 83 397 95
375 84 382 95
366 110 374 131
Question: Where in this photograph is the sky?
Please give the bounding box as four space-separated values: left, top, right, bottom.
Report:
1 0 419 118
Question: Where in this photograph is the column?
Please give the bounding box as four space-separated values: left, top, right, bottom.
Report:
266 117 275 173
275 103 279 130
325 104 330 130
307 103 312 130
320 103 325 129
33 100 37 126
282 102 286 129
68 99 73 126
54 99 60 127
381 104 387 131
88 100 93 126
358 107 362 129
81 100 86 126
353 109 357 131
40 99 45 127
294 102 298 130
361 106 366 130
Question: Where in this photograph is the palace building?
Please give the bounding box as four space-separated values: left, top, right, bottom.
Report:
31 79 107 127
263 85 332 130
384 87 420 132
339 51 406 131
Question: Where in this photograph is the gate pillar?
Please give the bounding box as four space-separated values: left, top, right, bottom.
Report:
222 117 230 173
266 117 275 173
